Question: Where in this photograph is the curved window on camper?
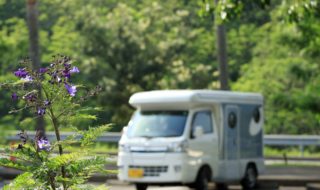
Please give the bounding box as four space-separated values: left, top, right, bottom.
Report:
191 111 213 136
228 112 237 128
127 110 188 138
253 107 260 123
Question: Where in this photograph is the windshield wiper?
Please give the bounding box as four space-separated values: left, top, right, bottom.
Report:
138 135 155 139
163 135 179 137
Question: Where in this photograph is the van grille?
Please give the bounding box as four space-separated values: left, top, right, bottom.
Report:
129 165 168 177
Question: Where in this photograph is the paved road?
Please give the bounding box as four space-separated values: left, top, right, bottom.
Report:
1 166 319 189
107 183 306 190
106 166 320 190
108 187 306 190
0 179 311 190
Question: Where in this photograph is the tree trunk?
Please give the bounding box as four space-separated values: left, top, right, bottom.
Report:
214 0 230 90
26 0 45 133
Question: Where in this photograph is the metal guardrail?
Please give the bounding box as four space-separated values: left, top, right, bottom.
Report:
264 135 320 157
6 131 121 143
7 131 320 145
264 135 320 146
7 131 320 156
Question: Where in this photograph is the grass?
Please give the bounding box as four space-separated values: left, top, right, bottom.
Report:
264 146 320 167
65 142 118 154
264 146 320 158
267 163 320 167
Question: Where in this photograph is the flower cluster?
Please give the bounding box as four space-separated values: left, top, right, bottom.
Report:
11 56 80 116
37 137 51 152
14 68 33 82
17 131 28 150
16 130 51 152
11 92 18 101
46 56 79 97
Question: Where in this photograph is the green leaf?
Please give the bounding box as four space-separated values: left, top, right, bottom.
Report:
3 172 36 190
78 124 113 146
47 153 80 169
0 158 31 171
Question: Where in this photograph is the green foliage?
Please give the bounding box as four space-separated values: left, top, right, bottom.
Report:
200 0 319 23
0 0 320 136
3 172 36 190
282 0 320 23
77 124 112 146
69 2 218 127
233 8 320 134
200 0 271 23
0 158 31 171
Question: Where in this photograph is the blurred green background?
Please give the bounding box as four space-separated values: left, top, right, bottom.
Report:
0 0 319 136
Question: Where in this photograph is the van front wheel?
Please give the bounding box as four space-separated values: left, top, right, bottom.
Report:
135 183 148 190
241 165 257 190
194 167 211 190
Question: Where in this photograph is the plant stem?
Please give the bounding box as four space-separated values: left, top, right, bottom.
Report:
49 107 67 190
49 174 56 190
42 86 66 189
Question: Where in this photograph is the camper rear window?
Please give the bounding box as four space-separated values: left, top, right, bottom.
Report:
127 111 188 138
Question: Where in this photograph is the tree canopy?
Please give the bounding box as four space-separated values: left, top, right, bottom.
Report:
0 0 319 134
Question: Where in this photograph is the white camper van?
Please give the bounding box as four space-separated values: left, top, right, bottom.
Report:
117 90 264 190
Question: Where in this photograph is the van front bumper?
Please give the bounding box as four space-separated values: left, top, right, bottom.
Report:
117 152 196 184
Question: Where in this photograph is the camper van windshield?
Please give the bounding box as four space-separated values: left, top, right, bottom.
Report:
127 110 188 138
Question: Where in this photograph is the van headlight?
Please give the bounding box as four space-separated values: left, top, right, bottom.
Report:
119 144 130 153
167 140 188 153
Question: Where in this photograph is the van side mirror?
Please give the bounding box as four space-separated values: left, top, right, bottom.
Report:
122 126 128 135
193 126 204 138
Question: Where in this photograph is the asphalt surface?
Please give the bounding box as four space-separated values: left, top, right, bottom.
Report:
107 184 306 190
105 166 320 190
1 166 320 189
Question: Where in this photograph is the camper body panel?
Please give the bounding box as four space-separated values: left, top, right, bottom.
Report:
214 102 264 182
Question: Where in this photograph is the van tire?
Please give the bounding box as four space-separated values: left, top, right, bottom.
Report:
135 183 148 190
194 167 211 190
241 164 258 190
216 183 227 190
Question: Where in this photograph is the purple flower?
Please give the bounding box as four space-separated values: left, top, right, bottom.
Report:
64 63 71 69
51 71 57 78
44 100 51 106
64 83 77 97
14 68 33 82
14 68 28 78
21 75 33 82
70 66 80 74
24 93 37 102
62 69 71 79
37 138 51 151
11 93 18 101
37 108 46 116
39 68 48 73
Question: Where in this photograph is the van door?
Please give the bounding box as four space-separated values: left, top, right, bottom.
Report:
188 110 218 180
224 105 240 180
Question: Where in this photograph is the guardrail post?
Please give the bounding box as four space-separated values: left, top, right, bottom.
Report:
283 153 288 165
299 144 304 157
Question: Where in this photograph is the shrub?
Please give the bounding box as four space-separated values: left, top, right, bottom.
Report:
0 55 113 190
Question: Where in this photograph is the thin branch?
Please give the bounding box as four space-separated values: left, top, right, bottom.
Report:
9 105 33 114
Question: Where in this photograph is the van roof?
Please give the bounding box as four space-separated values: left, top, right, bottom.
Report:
129 90 263 108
